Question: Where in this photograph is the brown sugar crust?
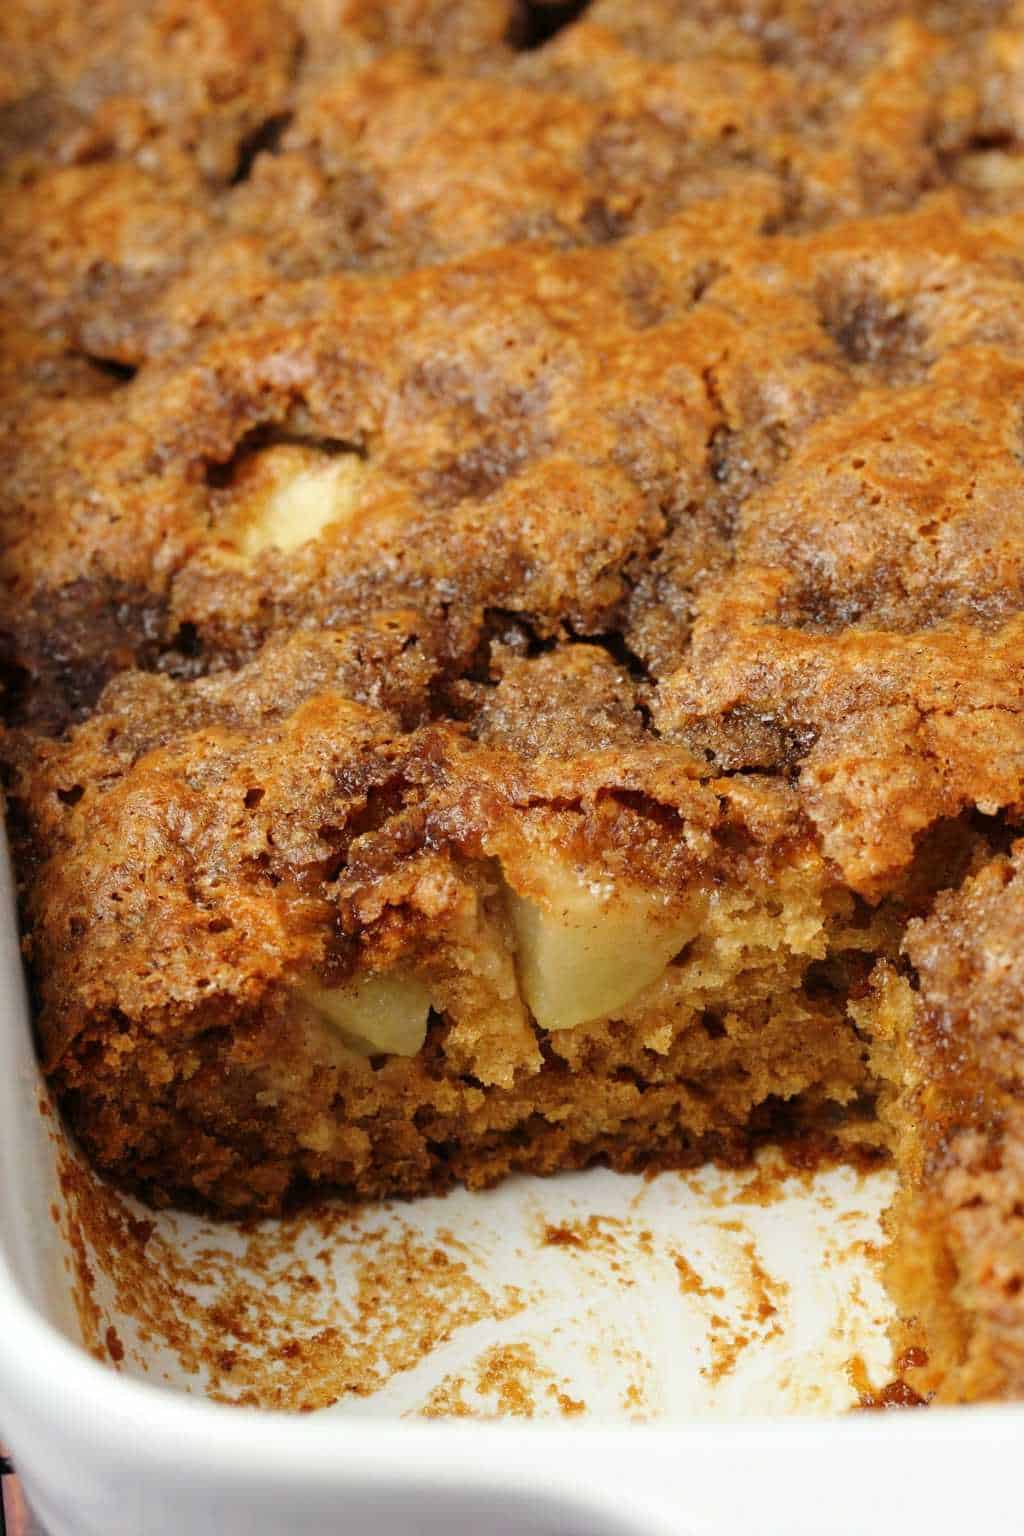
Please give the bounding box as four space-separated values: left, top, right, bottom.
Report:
5 0 1024 1400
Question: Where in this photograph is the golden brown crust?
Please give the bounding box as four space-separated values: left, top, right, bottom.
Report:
5 0 1024 1401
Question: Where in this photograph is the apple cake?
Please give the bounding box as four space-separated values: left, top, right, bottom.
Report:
3 0 1024 1404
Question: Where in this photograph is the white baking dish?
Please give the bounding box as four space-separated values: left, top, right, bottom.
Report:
0 824 1020 1536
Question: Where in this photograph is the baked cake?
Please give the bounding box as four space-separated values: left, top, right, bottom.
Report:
3 0 1024 1405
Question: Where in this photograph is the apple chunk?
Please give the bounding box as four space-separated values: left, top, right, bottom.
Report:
232 445 366 557
301 972 432 1057
503 855 703 1032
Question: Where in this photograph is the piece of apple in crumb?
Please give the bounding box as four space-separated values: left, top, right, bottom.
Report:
225 444 366 558
301 971 432 1057
501 851 704 1033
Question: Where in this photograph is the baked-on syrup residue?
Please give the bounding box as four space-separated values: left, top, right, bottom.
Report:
417 1342 588 1419
51 1108 894 1418
696 1234 789 1384
671 1251 725 1300
848 1348 929 1409
537 1188 794 1391
54 1136 523 1411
